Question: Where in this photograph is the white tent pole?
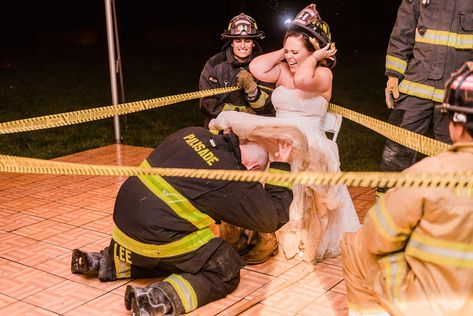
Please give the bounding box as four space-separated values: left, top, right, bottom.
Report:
112 0 126 104
104 0 121 144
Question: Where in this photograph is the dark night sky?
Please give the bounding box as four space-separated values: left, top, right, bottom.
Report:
0 0 402 55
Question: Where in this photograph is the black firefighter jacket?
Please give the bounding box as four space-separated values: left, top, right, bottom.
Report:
199 45 275 127
385 0 473 103
112 127 292 269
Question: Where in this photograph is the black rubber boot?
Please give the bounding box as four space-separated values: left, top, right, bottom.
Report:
97 247 116 282
71 249 102 274
125 284 173 316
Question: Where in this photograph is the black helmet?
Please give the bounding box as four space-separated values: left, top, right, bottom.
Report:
221 13 265 40
288 4 332 48
436 61 473 126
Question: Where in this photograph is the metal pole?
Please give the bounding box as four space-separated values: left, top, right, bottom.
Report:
112 0 126 104
104 0 121 143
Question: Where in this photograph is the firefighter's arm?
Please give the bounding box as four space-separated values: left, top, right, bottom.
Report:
361 186 423 256
236 69 273 115
385 0 419 80
212 162 293 233
199 63 227 119
205 141 293 232
384 1 419 108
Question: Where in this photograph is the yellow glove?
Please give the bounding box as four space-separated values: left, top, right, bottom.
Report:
237 69 258 95
385 76 400 109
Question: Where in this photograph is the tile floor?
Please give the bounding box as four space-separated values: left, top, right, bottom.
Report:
0 144 376 315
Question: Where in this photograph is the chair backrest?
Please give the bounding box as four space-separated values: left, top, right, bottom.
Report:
323 111 343 142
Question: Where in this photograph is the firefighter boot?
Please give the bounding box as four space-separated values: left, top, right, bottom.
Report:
125 284 173 316
71 249 102 274
243 232 279 265
219 221 251 255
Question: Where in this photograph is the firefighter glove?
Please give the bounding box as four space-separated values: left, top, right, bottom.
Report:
385 76 400 109
237 69 258 96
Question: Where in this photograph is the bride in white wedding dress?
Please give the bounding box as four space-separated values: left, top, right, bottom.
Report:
209 4 360 263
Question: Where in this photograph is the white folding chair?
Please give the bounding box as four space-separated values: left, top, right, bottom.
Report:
323 111 343 142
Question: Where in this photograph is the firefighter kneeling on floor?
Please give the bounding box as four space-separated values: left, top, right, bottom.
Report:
341 61 473 316
70 126 294 316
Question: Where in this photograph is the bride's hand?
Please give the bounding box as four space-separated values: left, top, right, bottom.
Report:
274 140 293 162
309 39 337 61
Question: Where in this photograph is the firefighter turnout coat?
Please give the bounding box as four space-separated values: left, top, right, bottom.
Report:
199 45 274 127
342 143 473 316
385 0 473 102
109 127 293 313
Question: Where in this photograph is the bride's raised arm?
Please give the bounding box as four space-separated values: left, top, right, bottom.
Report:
249 48 285 84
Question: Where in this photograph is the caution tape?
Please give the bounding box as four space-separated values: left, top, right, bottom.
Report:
258 85 449 157
0 154 471 189
0 85 449 157
328 103 449 156
0 86 239 134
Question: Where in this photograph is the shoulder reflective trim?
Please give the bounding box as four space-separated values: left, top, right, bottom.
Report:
139 160 215 229
368 198 411 242
406 231 473 269
399 79 444 102
348 302 390 316
165 274 198 312
249 89 269 109
378 252 406 304
266 167 292 189
112 225 215 258
386 55 407 75
416 29 473 50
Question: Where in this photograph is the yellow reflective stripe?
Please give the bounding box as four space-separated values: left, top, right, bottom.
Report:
416 29 473 50
249 89 269 109
399 80 444 102
113 243 132 279
209 129 219 135
222 103 238 111
379 252 406 304
368 198 410 242
139 160 214 229
112 225 215 258
165 274 198 312
386 55 407 75
406 231 473 269
347 302 390 316
266 167 292 189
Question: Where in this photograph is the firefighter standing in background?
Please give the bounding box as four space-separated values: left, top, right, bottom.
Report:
199 13 278 264
71 126 293 316
342 62 473 316
379 0 473 195
199 13 274 128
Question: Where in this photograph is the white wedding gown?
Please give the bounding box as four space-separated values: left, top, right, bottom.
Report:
209 86 361 263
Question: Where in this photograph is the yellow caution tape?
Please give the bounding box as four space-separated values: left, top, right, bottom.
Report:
257 85 448 157
328 103 449 156
0 85 449 158
0 154 471 189
0 86 239 134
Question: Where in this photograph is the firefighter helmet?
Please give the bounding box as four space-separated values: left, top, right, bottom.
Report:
221 13 265 40
436 61 473 126
288 4 332 49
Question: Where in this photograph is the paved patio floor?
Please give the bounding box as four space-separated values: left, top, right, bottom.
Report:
0 144 375 315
